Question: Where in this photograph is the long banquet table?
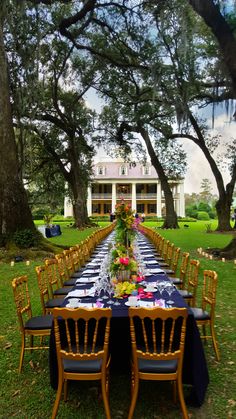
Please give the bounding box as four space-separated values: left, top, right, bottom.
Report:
49 232 209 407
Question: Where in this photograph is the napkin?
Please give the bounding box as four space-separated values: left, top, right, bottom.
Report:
146 260 159 265
75 277 97 284
82 269 100 274
67 287 95 298
149 268 165 274
139 299 166 308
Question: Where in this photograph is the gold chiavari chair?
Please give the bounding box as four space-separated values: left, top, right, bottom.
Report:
51 307 112 419
191 270 220 361
45 259 73 298
179 259 200 306
128 307 188 419
169 252 190 289
12 275 52 372
35 265 64 314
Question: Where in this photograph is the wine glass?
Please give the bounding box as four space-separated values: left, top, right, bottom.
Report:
165 284 175 305
106 282 114 305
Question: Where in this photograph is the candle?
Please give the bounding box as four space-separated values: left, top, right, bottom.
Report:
222 258 225 262
26 260 30 266
10 261 14 267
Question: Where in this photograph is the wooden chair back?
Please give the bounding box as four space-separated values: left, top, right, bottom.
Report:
129 307 188 369
53 307 112 367
45 258 62 297
170 247 181 275
35 265 50 315
202 270 218 316
186 259 200 306
12 275 32 332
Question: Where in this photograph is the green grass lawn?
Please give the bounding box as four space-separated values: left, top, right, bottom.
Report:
0 221 235 418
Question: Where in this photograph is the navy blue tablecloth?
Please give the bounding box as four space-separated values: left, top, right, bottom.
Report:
49 237 209 407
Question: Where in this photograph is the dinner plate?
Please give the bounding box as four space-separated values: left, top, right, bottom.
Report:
125 301 139 307
144 287 157 292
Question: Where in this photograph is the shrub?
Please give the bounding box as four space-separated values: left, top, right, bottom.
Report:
13 229 40 248
198 202 212 213
205 223 212 233
197 211 210 220
208 210 216 219
185 206 198 219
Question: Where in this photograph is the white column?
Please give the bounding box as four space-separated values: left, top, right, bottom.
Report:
179 181 185 217
87 186 92 216
131 183 136 211
64 196 73 217
156 182 162 217
112 183 116 212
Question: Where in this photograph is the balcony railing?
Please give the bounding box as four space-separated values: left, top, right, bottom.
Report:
91 193 159 200
92 193 112 199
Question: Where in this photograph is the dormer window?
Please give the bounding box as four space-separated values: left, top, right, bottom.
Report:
143 165 151 175
97 166 106 176
119 165 128 175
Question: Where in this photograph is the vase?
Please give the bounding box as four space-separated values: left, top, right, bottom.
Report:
117 270 131 282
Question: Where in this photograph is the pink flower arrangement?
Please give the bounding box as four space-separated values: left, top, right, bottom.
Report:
119 257 129 266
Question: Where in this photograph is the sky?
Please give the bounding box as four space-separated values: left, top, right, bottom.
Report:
85 90 235 195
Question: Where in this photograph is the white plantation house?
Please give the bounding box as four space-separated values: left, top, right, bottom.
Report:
64 156 185 218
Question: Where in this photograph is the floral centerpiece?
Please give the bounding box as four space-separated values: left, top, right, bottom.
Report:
109 198 142 289
114 198 139 247
110 243 138 281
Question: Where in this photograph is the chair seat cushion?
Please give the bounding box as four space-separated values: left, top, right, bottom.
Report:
138 358 178 374
70 269 85 279
64 278 77 286
25 314 53 330
63 358 102 373
191 307 210 321
169 277 183 285
53 287 73 296
45 298 64 309
179 290 193 299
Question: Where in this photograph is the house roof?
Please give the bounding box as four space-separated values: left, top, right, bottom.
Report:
93 161 158 180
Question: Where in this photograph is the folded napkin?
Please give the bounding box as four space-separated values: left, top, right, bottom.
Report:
146 260 159 265
149 268 165 274
75 277 97 284
139 299 166 308
66 301 104 308
87 262 101 267
82 269 100 274
67 287 95 298
77 302 104 308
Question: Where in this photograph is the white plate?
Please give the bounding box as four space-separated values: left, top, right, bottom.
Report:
144 287 157 292
125 301 139 307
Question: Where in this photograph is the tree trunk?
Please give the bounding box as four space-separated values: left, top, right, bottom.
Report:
215 193 233 231
70 174 90 228
0 16 35 239
139 126 179 229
